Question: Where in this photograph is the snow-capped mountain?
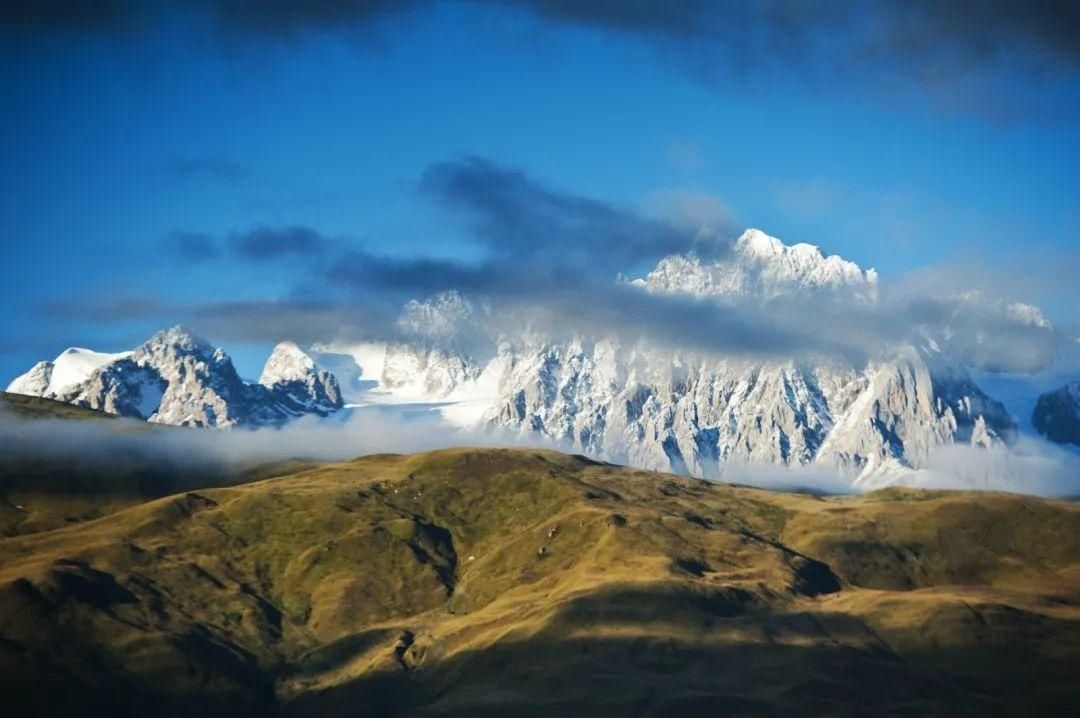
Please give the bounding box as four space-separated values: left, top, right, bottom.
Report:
8 347 131 398
1033 380 1080 447
380 291 493 400
636 228 880 304
478 337 1013 483
6 327 342 427
322 229 1021 483
8 228 1066 488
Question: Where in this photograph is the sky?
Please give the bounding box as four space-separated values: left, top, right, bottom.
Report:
2 0 1079 381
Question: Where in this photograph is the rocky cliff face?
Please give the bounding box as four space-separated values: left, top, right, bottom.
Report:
259 340 343 416
7 327 343 428
361 229 1018 481
1033 380 1080 446
380 291 492 399
481 339 1013 481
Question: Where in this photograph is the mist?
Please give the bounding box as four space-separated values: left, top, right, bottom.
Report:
4 403 1078 499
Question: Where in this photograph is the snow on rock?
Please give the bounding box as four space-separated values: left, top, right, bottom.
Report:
259 341 316 385
48 348 132 395
7 361 53 397
307 342 385 401
6 348 130 398
641 228 879 304
259 341 343 414
6 326 343 427
380 291 492 400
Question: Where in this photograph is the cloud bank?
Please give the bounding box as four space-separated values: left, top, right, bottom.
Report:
68 155 1073 373
5 404 1079 498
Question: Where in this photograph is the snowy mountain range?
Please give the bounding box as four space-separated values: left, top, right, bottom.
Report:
7 326 342 427
7 228 1074 485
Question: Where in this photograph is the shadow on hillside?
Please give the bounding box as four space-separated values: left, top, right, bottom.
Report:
282 584 1080 718
2 579 1080 717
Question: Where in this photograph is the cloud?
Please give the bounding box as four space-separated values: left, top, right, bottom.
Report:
504 1 1080 76
189 299 384 344
164 230 220 263
5 401 1078 498
159 225 335 265
419 155 699 274
0 0 135 33
0 401 557 477
0 0 424 36
8 2 1074 117
229 225 330 261
643 189 732 230
772 179 846 219
897 436 1080 497
328 251 502 297
503 1 1080 118
64 157 1075 372
45 295 387 346
164 156 250 183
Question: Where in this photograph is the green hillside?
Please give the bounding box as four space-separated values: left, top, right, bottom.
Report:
1 444 1078 716
0 392 315 535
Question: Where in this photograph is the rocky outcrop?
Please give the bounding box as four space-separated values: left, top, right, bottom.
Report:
1033 381 1080 446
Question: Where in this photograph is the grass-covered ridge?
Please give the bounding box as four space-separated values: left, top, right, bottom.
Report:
0 444 1078 716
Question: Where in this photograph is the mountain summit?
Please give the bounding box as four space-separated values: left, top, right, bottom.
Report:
638 228 879 304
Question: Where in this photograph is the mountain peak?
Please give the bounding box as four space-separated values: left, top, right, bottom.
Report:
144 325 211 352
734 228 785 258
641 228 878 304
259 341 317 386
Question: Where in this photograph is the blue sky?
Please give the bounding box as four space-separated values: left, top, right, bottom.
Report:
2 1 1078 380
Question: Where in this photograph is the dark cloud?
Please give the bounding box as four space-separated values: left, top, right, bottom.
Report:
6 2 1075 115
503 1 1080 76
0 0 423 35
229 225 330 260
43 295 386 346
161 225 332 263
189 298 379 344
164 230 220 262
0 0 134 32
165 156 250 183
419 155 703 273
329 251 502 296
203 0 428 39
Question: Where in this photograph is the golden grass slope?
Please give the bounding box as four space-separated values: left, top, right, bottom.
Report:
0 446 1078 716
0 392 316 535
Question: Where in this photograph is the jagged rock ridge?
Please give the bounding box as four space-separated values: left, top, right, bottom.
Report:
6 327 342 428
362 230 1019 482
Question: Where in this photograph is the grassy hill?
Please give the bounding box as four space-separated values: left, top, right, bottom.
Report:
1 391 122 421
0 437 1078 716
0 392 316 535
